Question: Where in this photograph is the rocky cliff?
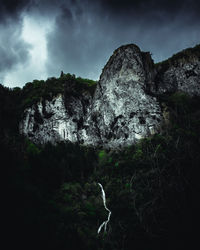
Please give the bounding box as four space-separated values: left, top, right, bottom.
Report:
19 44 200 147
154 44 200 96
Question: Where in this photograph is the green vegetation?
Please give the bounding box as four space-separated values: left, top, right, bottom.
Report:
20 73 97 110
26 139 41 156
0 72 97 116
0 73 97 137
1 76 200 249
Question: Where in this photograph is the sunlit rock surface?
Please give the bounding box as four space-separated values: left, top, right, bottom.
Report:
20 93 92 144
84 44 162 147
20 44 200 147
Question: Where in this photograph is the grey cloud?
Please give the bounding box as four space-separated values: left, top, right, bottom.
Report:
0 0 32 22
0 0 200 86
0 21 31 83
99 0 200 15
0 1 34 83
45 0 200 80
46 1 113 79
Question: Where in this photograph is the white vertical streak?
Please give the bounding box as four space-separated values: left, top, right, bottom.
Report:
97 183 112 234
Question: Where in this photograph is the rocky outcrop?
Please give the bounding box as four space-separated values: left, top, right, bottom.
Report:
154 45 200 96
19 43 200 148
83 44 162 148
20 93 92 144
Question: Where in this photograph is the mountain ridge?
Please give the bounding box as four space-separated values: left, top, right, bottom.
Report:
1 43 200 250
19 43 200 147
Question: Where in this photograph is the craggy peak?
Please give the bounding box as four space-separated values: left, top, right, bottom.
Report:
1 42 200 250
19 43 200 148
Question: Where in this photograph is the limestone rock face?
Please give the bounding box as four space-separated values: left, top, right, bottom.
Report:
20 93 92 144
19 43 200 147
84 45 162 148
155 52 200 96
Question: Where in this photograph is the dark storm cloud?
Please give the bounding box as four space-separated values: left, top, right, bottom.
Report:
99 0 200 16
0 0 33 83
1 0 200 85
0 0 31 22
0 23 31 70
96 0 200 29
45 0 200 79
46 0 110 79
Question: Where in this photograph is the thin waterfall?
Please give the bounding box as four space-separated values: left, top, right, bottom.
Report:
97 183 112 234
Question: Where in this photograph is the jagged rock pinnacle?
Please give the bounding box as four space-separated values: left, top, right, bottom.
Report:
19 44 200 147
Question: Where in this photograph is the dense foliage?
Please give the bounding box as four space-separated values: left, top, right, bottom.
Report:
1 73 97 117
1 78 200 249
0 73 96 138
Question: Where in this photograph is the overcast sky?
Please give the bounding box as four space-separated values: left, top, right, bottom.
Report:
0 0 200 87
